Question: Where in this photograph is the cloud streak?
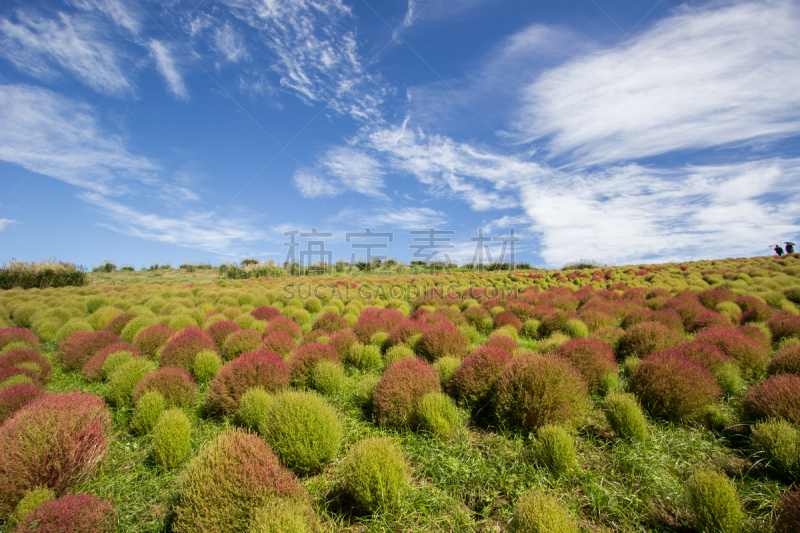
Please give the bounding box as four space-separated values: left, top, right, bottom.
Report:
149 40 189 101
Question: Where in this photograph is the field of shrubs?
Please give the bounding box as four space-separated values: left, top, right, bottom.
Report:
1 254 799 532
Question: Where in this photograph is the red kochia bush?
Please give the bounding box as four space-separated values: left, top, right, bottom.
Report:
416 321 469 363
298 330 328 347
687 311 732 333
492 352 589 430
629 351 720 421
657 342 731 374
327 329 358 359
262 332 296 359
262 316 302 340
0 392 112 519
12 493 116 533
554 338 617 392
448 346 511 406
0 383 43 425
205 350 289 416
100 311 135 336
288 342 339 388
738 325 772 351
697 288 736 310
740 374 800 425
222 329 264 362
353 314 386 343
740 305 776 325
733 295 764 313
132 366 197 407
620 308 653 330
776 485 800 533
379 308 406 331
649 309 685 333
57 331 121 371
312 312 349 334
663 299 705 326
767 344 800 377
616 321 683 360
694 327 769 377
768 314 800 343
462 306 490 328
159 326 217 372
386 319 426 348
0 327 38 351
538 310 574 338
206 320 240 351
132 324 173 360
0 367 39 387
494 311 523 333
81 342 141 382
373 357 440 427
484 334 519 354
0 348 51 384
250 306 281 322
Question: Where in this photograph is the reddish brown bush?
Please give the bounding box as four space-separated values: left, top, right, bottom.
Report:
0 392 112 519
629 351 720 421
448 346 511 406
373 357 440 426
492 352 589 430
298 330 329 347
312 312 349 333
621 308 653 329
288 342 339 388
462 306 490 328
205 350 289 416
100 312 135 335
616 322 683 360
776 485 800 533
0 328 38 351
578 309 614 332
622 288 646 300
740 305 776 325
250 306 281 322
694 327 769 377
81 342 140 382
132 324 173 360
740 374 800 425
159 326 217 372
416 321 469 363
738 325 771 350
0 383 43 425
767 344 800 377
327 329 358 359
206 320 240 351
222 329 263 362
379 308 406 331
656 342 731 373
57 331 121 371
386 320 426 348
538 310 577 338
0 348 51 384
484 334 519 353
589 326 625 350
494 311 523 333
768 314 800 343
650 309 685 333
697 288 736 310
12 493 116 533
262 316 302 340
687 311 733 333
262 332 296 359
663 299 705 325
554 339 617 392
0 367 40 387
132 366 197 407
353 314 386 343
506 301 533 321
733 295 763 312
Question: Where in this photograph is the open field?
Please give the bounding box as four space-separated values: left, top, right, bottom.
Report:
1 254 799 532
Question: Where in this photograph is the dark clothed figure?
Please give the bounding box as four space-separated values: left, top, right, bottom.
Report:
786 243 795 254
775 245 784 256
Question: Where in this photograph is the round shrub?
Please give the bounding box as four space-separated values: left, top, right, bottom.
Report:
416 392 460 438
222 329 264 362
102 311 135 336
354 373 379 411
416 321 469 363
751 419 799 478
262 316 302 340
740 374 800 425
171 429 311 533
532 424 577 475
686 469 742 533
603 391 648 442
629 351 720 421
386 320 426 348
247 498 319 533
193 349 222 382
694 327 769 377
342 437 407 513
120 315 159 344
768 314 800 343
206 320 240 351
262 332 296 359
130 390 165 436
236 387 273 431
251 306 281 322
153 408 192 469
589 326 625 352
310 360 345 397
373 358 440 427
484 334 519 353
688 310 733 333
432 357 460 388
132 324 173 360
132 366 197 408
0 373 33 391
738 324 772 350
12 493 116 533
0 392 112 519
768 343 800 377
9 486 54 530
106 358 156 407
616 321 683 360
0 328 38 352
494 310 523 332
562 318 589 339
54 319 93 343
0 383 43 425
81 342 140 382
288 342 339 388
206 350 289 416
0 348 51 384
664 342 731 374
510 490 578 533
57 330 121 371
99 350 139 381
383 345 414 366
448 346 511 406
776 485 800 533
159 326 217 372
327 329 357 359
493 353 590 430
261 391 342 475
312 312 348 334
554 339 616 393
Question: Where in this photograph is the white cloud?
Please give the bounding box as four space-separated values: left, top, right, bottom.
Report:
515 1 800 165
213 22 248 63
292 169 341 199
0 10 132 96
322 146 386 198
148 40 189 101
71 0 141 36
336 206 448 230
0 219 19 231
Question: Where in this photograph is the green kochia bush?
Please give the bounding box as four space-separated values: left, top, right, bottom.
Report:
260 391 342 475
171 429 314 533
616 321 683 360
416 392 460 439
153 408 192 469
288 343 339 388
686 469 742 533
310 360 345 397
8 486 54 529
193 349 222 382
603 391 649 442
222 329 263 362
751 419 800 479
106 359 156 407
236 387 274 431
532 424 577 475
100 350 138 381
130 390 166 435
510 490 579 533
132 366 196 408
247 497 319 533
342 437 407 513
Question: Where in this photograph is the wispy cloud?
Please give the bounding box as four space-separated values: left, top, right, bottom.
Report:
0 10 132 96
213 22 248 63
322 146 386 199
292 169 341 199
70 0 141 36
335 206 448 230
149 40 189 101
0 219 19 231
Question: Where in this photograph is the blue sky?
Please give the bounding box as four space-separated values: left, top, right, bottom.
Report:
1 0 799 270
